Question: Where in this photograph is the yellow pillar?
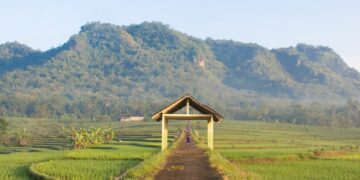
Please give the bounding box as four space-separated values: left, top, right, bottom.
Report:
207 115 214 150
161 114 168 150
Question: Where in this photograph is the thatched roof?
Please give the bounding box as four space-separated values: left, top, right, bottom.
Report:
152 94 223 122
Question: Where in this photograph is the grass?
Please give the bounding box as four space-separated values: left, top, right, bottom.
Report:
0 138 161 179
65 144 158 160
219 148 309 160
326 153 360 160
0 150 65 180
29 142 159 179
195 120 360 180
1 117 360 179
31 159 140 179
245 159 360 180
0 117 184 179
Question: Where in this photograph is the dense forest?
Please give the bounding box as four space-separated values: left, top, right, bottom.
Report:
0 22 359 127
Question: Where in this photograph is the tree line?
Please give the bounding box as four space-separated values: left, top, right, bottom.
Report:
233 99 360 128
1 96 360 128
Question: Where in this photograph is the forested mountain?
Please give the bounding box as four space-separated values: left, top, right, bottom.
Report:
0 22 359 125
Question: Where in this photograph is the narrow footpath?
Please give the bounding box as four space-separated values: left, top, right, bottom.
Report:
154 137 221 180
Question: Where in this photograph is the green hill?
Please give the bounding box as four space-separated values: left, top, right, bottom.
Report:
0 22 359 120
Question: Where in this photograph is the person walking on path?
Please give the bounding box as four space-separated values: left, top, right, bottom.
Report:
186 132 191 145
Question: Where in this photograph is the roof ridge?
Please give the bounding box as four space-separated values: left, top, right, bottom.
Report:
152 94 223 122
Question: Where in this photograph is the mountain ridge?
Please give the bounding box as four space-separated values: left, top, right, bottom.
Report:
0 21 359 119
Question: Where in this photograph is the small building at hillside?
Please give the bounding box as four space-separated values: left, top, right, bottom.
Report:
120 116 144 122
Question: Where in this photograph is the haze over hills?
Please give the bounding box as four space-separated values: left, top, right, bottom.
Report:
0 22 359 119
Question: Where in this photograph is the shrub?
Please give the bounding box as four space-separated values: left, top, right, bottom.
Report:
0 118 8 144
15 128 32 146
71 127 115 149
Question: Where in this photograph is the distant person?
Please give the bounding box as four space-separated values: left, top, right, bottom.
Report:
186 132 191 145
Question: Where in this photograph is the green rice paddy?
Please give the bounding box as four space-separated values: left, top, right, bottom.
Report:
0 118 182 179
196 120 360 179
0 150 65 180
31 159 140 179
245 159 360 180
1 117 359 179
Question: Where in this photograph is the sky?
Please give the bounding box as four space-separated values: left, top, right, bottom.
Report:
1 0 359 70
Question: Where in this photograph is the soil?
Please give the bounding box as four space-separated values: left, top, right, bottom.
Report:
154 138 221 180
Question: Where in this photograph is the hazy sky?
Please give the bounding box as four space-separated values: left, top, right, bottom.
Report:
1 0 359 70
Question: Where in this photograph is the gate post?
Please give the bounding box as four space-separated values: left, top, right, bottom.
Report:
161 113 168 150
207 115 214 150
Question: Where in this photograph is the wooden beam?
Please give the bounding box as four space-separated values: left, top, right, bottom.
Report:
164 114 212 120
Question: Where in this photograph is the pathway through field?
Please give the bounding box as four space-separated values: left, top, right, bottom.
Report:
154 137 221 180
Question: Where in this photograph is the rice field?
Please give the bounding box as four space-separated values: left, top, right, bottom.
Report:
31 159 140 179
245 159 360 180
65 144 158 160
0 117 183 179
1 117 359 179
0 150 65 179
195 120 360 179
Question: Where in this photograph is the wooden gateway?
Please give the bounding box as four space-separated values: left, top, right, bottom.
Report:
152 94 223 150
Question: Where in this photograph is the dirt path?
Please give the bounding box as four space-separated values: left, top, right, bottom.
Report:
154 137 221 180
